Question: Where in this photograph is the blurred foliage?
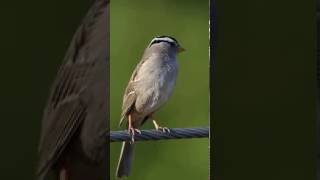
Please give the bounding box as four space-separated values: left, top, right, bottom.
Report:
110 0 209 179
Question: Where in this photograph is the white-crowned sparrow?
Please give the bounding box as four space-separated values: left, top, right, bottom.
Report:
37 0 109 180
116 35 185 177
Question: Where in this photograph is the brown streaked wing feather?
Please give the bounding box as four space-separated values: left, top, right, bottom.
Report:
37 64 91 178
37 99 87 180
119 82 136 126
119 51 151 126
37 0 109 179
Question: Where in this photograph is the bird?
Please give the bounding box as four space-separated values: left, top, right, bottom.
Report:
116 35 185 178
37 0 109 180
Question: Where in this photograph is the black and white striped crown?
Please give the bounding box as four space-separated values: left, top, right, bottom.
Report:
149 35 179 47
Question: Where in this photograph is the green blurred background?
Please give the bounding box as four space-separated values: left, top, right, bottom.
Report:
110 0 209 179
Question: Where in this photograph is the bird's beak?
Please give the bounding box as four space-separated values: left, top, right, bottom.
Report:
178 46 185 53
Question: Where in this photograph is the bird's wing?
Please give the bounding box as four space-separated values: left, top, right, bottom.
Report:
37 0 109 179
119 50 151 126
37 63 91 178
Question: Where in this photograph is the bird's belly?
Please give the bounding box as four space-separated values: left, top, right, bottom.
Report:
135 62 177 115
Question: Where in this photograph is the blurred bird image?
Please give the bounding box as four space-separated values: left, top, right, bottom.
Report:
37 0 109 180
116 35 185 178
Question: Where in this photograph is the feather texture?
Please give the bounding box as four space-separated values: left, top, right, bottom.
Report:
37 0 109 179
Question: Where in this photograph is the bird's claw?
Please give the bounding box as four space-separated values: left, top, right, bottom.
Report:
128 127 141 143
152 120 170 133
156 126 170 133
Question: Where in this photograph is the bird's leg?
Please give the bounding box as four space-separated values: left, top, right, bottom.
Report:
128 114 141 143
152 120 170 133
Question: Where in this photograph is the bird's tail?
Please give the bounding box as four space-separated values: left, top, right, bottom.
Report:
116 141 135 178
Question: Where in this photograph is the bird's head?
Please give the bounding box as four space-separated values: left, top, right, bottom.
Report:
148 35 185 54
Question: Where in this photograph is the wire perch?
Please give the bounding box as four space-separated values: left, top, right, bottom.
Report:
110 127 209 142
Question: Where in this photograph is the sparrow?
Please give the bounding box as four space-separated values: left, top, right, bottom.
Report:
37 0 109 179
116 35 185 178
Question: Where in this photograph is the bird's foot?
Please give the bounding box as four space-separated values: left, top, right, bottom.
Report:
156 126 170 133
128 127 141 143
152 120 170 133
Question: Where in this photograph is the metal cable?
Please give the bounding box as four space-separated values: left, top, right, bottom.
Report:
110 127 209 142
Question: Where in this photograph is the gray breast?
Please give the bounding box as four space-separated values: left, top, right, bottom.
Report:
134 52 178 116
